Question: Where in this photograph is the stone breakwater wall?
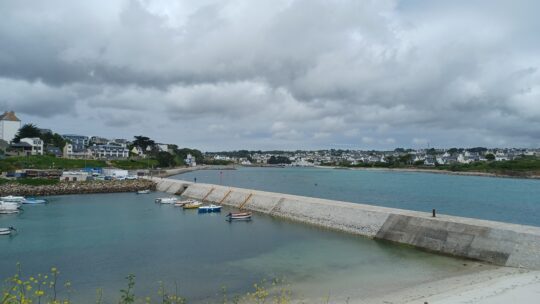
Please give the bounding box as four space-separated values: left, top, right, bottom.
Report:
153 177 540 270
0 180 156 196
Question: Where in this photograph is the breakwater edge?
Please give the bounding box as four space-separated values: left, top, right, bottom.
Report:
0 179 156 196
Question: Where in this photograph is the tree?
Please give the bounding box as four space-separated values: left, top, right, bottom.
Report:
40 131 67 149
131 136 155 151
13 124 41 142
485 153 495 161
267 156 291 164
156 151 176 167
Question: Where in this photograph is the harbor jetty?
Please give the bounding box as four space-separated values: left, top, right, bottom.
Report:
152 177 540 270
0 179 156 196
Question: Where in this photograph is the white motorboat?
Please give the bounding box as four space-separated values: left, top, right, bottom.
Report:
0 202 20 214
174 199 197 207
137 189 151 194
0 201 20 211
155 197 178 204
0 227 16 235
0 195 25 203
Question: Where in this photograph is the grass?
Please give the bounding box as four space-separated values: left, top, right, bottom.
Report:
0 155 106 172
0 178 59 186
110 159 159 170
1 265 297 304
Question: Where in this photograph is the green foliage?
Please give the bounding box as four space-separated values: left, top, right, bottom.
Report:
16 178 59 186
156 151 175 168
203 159 235 166
485 153 495 161
40 132 67 149
2 266 294 304
0 155 106 172
131 136 155 152
175 148 203 164
110 159 159 170
267 156 291 164
13 124 41 143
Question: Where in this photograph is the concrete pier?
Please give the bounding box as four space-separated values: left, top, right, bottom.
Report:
152 177 540 269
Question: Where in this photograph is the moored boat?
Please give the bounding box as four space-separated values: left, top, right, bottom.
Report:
155 197 178 204
137 189 151 194
0 195 25 203
174 199 196 207
0 201 21 213
0 226 16 236
226 211 252 221
198 204 222 213
22 198 48 204
183 201 202 209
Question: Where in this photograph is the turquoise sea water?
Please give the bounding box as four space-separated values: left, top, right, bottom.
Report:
175 167 540 227
0 192 482 302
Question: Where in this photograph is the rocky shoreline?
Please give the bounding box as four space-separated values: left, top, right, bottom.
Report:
0 179 156 196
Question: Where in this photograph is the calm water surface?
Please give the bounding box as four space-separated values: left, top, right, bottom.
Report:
175 167 540 226
0 192 481 302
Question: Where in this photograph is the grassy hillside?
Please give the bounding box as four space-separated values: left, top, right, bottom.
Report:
110 158 158 169
0 155 106 172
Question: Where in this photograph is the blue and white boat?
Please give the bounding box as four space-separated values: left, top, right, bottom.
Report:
198 204 222 213
22 198 48 204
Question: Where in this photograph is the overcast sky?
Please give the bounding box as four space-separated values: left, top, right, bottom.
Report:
1 0 539 151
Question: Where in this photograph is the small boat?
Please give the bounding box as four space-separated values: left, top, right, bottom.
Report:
137 190 151 194
198 204 222 213
0 201 21 213
226 211 252 221
0 226 16 236
174 199 195 207
0 196 25 203
155 197 178 204
22 198 48 204
183 201 202 209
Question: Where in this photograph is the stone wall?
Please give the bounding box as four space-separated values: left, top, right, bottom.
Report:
0 180 156 196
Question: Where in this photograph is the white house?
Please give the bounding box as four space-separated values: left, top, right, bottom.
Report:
0 111 21 143
20 137 44 155
185 153 197 167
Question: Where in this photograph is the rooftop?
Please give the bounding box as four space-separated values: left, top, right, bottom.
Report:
0 111 21 122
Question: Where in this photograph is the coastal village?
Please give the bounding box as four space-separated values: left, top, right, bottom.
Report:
1 110 538 182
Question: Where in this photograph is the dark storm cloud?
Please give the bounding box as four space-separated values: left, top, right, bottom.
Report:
1 0 539 149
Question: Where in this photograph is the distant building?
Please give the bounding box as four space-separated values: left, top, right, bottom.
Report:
185 153 197 167
89 145 129 159
60 171 89 182
62 134 89 151
20 137 44 155
90 136 109 145
0 111 21 143
8 142 33 156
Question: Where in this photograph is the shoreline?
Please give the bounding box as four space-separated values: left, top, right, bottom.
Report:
358 267 540 304
315 165 540 180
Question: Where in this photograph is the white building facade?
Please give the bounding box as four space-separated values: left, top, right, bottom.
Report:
20 137 44 155
0 111 21 143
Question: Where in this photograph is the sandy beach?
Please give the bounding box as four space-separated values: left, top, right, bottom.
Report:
357 267 540 304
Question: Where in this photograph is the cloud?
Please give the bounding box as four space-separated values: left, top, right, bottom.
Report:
0 0 539 150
